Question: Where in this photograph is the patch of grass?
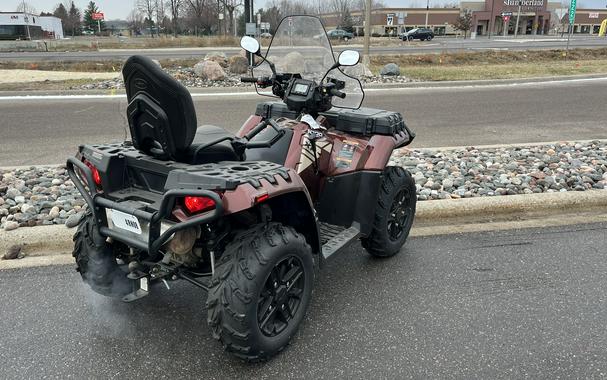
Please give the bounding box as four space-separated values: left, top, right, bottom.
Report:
0 58 200 72
383 60 607 81
0 60 123 72
0 79 97 91
369 48 607 80
97 36 240 49
370 48 607 67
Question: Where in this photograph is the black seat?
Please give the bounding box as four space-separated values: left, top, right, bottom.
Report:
122 55 241 164
183 125 240 164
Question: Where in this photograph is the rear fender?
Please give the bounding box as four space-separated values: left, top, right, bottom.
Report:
220 169 321 255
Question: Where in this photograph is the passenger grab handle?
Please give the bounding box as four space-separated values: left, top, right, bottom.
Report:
243 118 284 149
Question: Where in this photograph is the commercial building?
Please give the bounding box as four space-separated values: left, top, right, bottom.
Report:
0 12 64 40
321 1 607 36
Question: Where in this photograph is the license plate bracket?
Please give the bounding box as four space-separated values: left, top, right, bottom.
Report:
110 209 142 235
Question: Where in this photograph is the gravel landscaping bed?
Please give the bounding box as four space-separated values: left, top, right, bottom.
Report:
71 66 414 91
1 140 606 231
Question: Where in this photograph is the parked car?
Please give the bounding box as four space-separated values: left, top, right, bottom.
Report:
260 32 272 39
326 29 354 41
400 28 434 41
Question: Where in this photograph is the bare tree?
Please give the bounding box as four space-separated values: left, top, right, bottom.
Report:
127 9 145 35
155 0 166 36
218 0 242 36
137 0 156 36
167 0 183 37
185 0 214 36
16 2 37 14
453 9 473 38
353 0 385 11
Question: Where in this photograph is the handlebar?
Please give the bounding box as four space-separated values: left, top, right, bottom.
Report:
329 88 346 99
241 76 272 87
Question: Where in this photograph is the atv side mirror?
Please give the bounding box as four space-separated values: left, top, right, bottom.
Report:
337 50 360 67
240 36 260 55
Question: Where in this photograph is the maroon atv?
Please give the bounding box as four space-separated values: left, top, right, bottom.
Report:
68 15 416 361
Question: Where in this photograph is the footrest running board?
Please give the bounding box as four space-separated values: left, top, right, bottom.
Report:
321 225 361 260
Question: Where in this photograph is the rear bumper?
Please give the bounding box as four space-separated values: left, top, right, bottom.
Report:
67 157 223 254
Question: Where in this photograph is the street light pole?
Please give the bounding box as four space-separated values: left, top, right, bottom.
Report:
363 0 371 64
425 0 429 28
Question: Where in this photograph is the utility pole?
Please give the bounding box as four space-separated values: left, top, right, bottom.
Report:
488 0 495 38
22 0 31 40
425 0 430 28
514 0 521 38
244 0 254 65
363 0 371 65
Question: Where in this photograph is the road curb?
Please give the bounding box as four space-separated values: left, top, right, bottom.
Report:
415 190 607 222
1 190 605 268
0 73 605 98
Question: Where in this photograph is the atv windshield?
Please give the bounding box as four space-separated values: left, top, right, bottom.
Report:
252 15 364 109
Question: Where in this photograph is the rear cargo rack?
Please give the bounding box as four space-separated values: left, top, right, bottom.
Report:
67 157 223 254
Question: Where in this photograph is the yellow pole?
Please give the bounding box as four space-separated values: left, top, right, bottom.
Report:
599 19 607 37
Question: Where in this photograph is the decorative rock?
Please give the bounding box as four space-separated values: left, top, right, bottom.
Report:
228 55 249 74
65 212 84 228
14 195 25 204
3 221 19 231
283 52 306 73
380 63 401 76
204 52 228 67
5 188 20 199
48 206 60 219
193 60 226 81
21 204 36 214
2 244 23 260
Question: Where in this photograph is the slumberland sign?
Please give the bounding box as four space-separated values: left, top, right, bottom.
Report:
503 0 544 8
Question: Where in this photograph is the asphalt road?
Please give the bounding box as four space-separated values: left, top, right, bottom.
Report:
1 223 606 378
0 36 605 62
1 77 607 166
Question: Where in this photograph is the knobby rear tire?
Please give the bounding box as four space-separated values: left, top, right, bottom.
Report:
72 211 133 297
206 222 314 362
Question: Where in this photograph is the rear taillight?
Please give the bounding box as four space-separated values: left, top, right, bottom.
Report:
183 196 216 214
82 159 102 187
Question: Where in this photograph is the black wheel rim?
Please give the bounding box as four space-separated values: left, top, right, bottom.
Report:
387 188 412 241
257 255 305 337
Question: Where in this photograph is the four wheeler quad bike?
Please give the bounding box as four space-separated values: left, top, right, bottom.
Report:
68 15 416 361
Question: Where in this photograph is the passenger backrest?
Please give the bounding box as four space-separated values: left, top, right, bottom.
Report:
122 55 197 160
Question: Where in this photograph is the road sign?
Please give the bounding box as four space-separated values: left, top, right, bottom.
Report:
288 16 293 26
501 12 513 16
387 15 393 26
397 12 406 25
568 0 577 24
245 22 256 35
503 15 511 22
91 12 104 21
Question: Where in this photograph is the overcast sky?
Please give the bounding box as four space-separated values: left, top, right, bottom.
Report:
0 0 603 20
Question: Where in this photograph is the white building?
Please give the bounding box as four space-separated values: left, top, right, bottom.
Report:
0 12 64 40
